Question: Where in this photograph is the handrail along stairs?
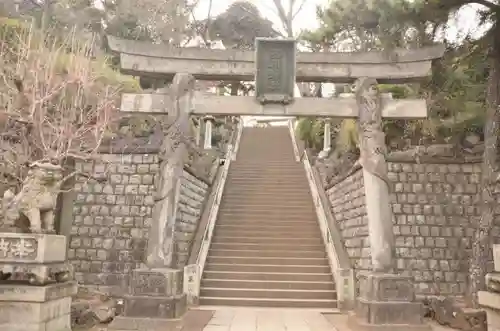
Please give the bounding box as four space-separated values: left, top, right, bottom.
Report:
183 118 243 305
288 117 355 310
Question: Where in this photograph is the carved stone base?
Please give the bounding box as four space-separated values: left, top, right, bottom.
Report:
0 233 67 263
350 272 430 331
128 268 183 297
0 262 73 285
318 149 331 159
122 294 186 319
0 233 71 285
0 281 77 331
479 291 500 331
108 268 187 330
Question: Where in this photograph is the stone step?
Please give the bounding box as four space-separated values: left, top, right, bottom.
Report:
200 287 336 300
214 221 318 228
239 142 294 145
211 236 322 245
201 279 335 291
202 271 333 282
219 198 314 207
223 185 311 192
214 224 320 234
239 140 293 145
219 199 314 207
214 229 321 239
236 149 295 154
227 174 305 180
229 166 301 171
209 242 325 252
221 193 312 201
228 168 305 174
219 199 314 206
220 194 312 202
198 127 336 309
230 162 302 169
216 209 316 218
220 193 314 201
207 256 328 266
226 175 309 183
208 249 326 259
204 263 330 273
216 214 316 221
224 183 310 190
225 181 310 188
218 204 315 213
199 297 337 309
215 219 318 227
235 157 296 162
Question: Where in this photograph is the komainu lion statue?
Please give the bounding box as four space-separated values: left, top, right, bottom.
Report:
2 162 63 233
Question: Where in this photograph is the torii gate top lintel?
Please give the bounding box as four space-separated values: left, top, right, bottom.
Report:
112 35 444 119
107 35 445 84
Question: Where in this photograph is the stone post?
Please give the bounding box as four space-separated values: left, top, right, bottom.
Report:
203 115 215 150
195 117 202 146
318 121 331 159
349 77 429 331
108 73 194 330
479 244 500 331
0 233 77 331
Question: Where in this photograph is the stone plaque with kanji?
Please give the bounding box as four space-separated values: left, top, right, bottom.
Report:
0 233 66 263
255 38 296 105
130 269 183 297
0 237 37 261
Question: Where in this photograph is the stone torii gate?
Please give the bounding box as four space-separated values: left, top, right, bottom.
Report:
108 36 444 330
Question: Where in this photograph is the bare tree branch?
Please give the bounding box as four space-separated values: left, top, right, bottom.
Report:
271 0 293 37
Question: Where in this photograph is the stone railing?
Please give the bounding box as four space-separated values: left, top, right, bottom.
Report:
288 118 355 310
231 119 243 161
288 119 301 162
183 118 243 305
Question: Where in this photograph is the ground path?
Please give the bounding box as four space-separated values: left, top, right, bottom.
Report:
89 307 459 331
198 307 338 331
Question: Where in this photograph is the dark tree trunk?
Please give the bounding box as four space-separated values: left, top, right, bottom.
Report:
470 21 500 308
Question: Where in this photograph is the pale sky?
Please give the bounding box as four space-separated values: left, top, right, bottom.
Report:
193 0 331 36
193 0 490 42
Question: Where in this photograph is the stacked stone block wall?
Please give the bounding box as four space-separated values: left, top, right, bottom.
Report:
327 169 370 273
175 169 210 268
69 153 212 295
326 161 482 297
389 162 480 296
70 154 157 295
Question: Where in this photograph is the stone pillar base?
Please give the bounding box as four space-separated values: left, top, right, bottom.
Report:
350 272 430 331
0 281 77 331
108 268 187 330
479 290 500 331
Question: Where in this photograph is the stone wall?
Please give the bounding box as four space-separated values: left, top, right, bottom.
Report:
69 153 211 295
327 169 370 272
389 162 480 297
174 169 210 268
326 161 482 298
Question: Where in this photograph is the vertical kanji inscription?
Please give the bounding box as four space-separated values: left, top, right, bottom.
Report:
255 38 296 105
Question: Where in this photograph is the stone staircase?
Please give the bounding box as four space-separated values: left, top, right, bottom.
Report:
200 126 337 308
